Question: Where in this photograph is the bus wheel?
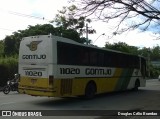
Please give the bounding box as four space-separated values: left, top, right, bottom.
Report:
85 82 96 99
133 80 140 91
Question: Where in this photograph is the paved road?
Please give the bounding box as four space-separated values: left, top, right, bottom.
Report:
0 79 159 119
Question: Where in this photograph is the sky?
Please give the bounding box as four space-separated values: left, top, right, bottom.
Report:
0 0 160 48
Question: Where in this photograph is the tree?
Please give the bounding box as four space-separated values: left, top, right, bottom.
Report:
105 42 139 54
4 36 16 56
3 24 85 55
138 47 150 57
0 41 4 56
51 5 96 44
71 0 160 38
150 46 160 61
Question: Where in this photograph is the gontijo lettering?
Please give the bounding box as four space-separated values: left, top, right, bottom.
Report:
85 68 112 75
22 54 46 59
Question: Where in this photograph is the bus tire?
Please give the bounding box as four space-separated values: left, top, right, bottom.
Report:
85 81 96 99
133 79 140 91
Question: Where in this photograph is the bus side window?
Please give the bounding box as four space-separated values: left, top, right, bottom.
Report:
81 48 89 65
89 50 97 66
98 52 104 67
104 52 112 67
70 45 76 65
57 42 66 64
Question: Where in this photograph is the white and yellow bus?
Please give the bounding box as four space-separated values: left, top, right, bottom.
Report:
18 35 147 98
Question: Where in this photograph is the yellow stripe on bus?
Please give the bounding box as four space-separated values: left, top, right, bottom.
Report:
19 68 126 97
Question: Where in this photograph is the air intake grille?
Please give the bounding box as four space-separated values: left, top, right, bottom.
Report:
60 79 72 95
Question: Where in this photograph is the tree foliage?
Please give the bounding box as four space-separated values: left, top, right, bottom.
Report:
71 0 160 37
0 41 4 56
52 5 96 36
4 36 16 56
105 42 160 61
150 46 160 61
3 24 86 55
105 42 139 55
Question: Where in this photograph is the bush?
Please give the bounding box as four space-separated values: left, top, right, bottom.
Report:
0 56 18 87
148 63 160 79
